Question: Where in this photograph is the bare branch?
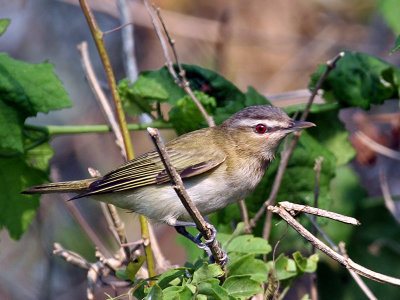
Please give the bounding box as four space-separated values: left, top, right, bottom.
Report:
147 127 226 266
379 169 400 223
77 41 126 159
237 200 252 234
278 202 361 226
249 52 345 236
355 131 400 160
143 0 215 128
53 242 91 269
268 205 400 286
339 242 378 300
117 0 138 82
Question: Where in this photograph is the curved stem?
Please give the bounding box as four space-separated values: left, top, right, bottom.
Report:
79 0 155 279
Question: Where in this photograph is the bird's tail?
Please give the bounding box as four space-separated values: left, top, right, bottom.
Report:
22 178 97 195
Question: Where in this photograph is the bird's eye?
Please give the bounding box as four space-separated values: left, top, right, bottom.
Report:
255 124 267 134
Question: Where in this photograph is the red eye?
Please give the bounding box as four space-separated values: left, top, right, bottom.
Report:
255 124 267 134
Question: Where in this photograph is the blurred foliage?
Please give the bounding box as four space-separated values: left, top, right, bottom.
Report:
0 18 10 36
391 35 400 54
379 0 400 34
2 13 400 296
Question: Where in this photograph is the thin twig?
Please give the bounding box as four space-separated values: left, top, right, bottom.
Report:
278 202 361 226
379 169 400 223
79 0 155 278
51 168 112 258
268 205 400 286
77 41 126 158
356 131 400 160
310 156 323 300
116 0 138 82
237 200 251 234
143 0 215 127
305 215 379 299
147 127 227 266
249 52 345 237
53 242 91 269
339 243 378 300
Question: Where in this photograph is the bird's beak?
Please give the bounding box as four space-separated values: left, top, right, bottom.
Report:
285 120 316 132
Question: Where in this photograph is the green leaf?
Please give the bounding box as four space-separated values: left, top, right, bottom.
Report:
24 142 54 172
197 278 230 300
379 0 400 34
0 54 72 153
227 253 268 283
163 285 193 300
270 254 298 280
192 263 224 285
145 284 163 300
309 51 399 109
390 35 400 55
292 251 307 273
118 78 155 118
0 19 10 36
0 100 24 153
306 109 355 166
169 91 216 134
222 275 263 297
226 235 271 255
157 268 186 289
0 155 48 239
125 256 146 281
0 54 71 239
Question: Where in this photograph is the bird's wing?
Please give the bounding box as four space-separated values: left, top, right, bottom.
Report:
72 144 226 198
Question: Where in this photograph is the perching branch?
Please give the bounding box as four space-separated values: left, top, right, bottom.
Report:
143 0 215 128
249 52 345 238
79 0 155 278
268 204 400 286
278 201 361 226
147 127 227 266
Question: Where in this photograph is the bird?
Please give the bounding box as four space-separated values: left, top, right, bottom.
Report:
23 105 314 251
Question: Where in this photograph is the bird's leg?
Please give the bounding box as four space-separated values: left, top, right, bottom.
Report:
173 221 217 245
173 221 227 264
174 225 212 259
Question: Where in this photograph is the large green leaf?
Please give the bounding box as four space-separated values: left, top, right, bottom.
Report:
0 155 47 239
0 54 71 239
309 51 400 109
0 53 72 153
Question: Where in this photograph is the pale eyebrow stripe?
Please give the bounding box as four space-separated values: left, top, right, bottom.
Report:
235 119 287 128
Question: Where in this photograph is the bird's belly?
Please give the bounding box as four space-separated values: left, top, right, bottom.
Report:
92 173 257 225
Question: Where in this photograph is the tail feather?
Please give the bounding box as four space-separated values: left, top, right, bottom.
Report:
22 178 98 195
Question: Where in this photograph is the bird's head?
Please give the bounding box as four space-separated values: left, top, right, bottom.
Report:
220 105 315 161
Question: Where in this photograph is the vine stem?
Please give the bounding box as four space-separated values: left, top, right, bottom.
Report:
79 0 155 279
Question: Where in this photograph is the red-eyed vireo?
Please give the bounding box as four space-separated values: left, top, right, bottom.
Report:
23 105 314 227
